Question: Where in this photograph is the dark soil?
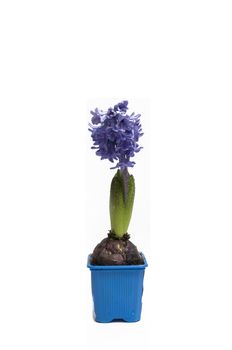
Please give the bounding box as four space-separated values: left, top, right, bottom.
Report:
91 232 144 265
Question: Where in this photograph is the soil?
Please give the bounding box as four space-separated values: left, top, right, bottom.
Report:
91 232 144 265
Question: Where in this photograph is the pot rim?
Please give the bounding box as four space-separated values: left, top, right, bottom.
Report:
87 253 148 270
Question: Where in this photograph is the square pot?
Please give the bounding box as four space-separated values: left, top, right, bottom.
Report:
87 254 148 323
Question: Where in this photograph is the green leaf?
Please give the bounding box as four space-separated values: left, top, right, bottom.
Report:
109 170 135 238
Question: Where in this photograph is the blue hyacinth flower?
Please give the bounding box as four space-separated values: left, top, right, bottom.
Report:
89 101 144 239
88 101 143 170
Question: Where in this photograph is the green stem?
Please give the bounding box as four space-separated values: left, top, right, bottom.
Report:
109 169 135 238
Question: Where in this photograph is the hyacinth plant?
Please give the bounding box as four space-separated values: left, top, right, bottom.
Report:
89 101 144 265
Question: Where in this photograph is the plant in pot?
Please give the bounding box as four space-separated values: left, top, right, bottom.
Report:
87 100 148 323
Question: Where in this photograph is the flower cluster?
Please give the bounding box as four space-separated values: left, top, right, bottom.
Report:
89 101 143 169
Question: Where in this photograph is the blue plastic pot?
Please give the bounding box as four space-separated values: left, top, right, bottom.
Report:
87 254 148 323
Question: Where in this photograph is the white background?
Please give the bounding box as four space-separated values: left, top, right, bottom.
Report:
0 1 232 349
